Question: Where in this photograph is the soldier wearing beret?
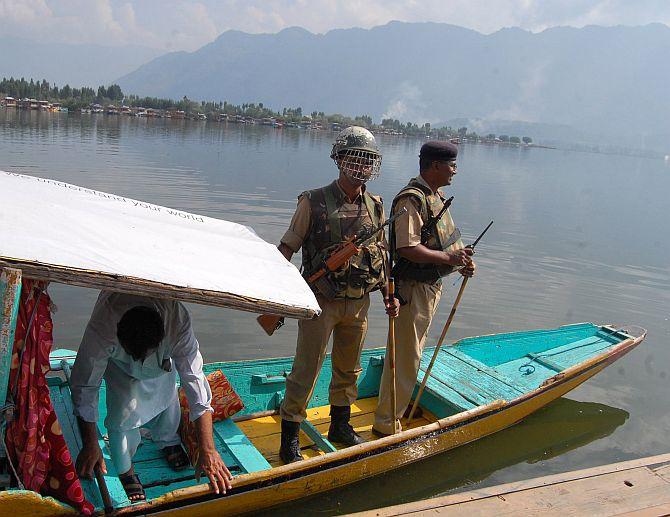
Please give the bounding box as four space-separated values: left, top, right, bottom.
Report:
373 141 475 435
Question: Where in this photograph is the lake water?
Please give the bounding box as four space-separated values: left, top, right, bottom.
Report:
1 109 669 514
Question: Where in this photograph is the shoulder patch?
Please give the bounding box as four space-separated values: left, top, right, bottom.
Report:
394 187 425 203
394 188 427 216
397 194 423 213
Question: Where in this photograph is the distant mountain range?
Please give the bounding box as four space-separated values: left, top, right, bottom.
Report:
3 22 667 150
0 37 163 88
115 22 670 150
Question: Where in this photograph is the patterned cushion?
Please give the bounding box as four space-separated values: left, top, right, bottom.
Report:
178 369 244 465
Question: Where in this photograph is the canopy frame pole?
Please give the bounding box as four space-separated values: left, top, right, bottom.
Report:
0 258 317 320
0 267 22 485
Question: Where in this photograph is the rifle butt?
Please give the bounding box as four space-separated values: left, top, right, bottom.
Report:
257 314 284 336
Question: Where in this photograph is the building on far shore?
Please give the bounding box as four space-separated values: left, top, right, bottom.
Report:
1 96 17 108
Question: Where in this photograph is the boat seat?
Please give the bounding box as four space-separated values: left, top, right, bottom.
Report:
493 334 619 390
89 381 272 477
212 419 272 473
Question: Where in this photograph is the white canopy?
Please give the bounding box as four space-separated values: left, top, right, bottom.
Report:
0 171 320 319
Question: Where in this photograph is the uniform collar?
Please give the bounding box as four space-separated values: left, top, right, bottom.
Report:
332 179 366 203
415 174 442 196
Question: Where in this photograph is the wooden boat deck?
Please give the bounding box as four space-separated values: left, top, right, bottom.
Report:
48 374 272 507
236 397 437 467
40 322 637 513
46 355 437 509
349 453 670 516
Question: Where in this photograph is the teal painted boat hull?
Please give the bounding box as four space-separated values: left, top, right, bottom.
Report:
3 322 645 515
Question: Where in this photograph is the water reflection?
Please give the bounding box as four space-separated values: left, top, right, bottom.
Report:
265 397 628 515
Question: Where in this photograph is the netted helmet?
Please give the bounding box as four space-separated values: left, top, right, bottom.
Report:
330 126 382 182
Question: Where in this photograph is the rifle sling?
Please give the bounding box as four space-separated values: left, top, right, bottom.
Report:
324 186 342 243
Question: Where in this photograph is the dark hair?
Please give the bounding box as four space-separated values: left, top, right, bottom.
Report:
419 156 434 172
116 306 164 361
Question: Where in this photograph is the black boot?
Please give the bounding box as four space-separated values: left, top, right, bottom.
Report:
279 419 304 464
328 405 366 446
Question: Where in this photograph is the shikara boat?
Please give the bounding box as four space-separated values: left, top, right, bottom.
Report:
0 172 646 515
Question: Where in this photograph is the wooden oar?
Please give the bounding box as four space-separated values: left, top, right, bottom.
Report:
407 221 493 423
387 277 397 434
407 275 469 423
61 360 115 514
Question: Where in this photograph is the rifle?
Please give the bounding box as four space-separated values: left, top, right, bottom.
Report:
421 195 454 242
468 219 494 250
450 219 494 286
257 207 408 336
392 195 455 280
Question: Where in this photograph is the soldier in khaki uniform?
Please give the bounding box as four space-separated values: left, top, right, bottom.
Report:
373 141 475 436
278 126 399 463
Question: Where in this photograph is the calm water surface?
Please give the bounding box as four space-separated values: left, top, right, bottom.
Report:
1 109 669 514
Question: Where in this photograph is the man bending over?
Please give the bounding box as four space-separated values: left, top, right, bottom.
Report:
70 291 232 501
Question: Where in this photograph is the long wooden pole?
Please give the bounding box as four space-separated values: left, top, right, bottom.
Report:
387 277 397 434
407 276 469 423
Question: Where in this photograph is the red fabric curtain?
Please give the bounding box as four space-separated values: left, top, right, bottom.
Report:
5 279 94 515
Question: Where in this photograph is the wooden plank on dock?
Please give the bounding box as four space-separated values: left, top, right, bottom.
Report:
651 463 670 483
349 453 670 517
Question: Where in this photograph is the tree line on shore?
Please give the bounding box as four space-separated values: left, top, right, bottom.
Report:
0 76 534 144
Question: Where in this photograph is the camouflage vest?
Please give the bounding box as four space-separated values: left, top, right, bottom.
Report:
301 181 386 299
391 177 463 284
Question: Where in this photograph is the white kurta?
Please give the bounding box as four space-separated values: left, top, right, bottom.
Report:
70 291 213 432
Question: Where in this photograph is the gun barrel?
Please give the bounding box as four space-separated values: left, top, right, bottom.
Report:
421 196 454 242
386 206 408 227
434 196 454 221
470 220 494 249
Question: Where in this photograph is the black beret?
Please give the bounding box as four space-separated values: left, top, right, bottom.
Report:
419 141 458 161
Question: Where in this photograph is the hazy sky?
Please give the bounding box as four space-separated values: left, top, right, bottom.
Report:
1 0 669 51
